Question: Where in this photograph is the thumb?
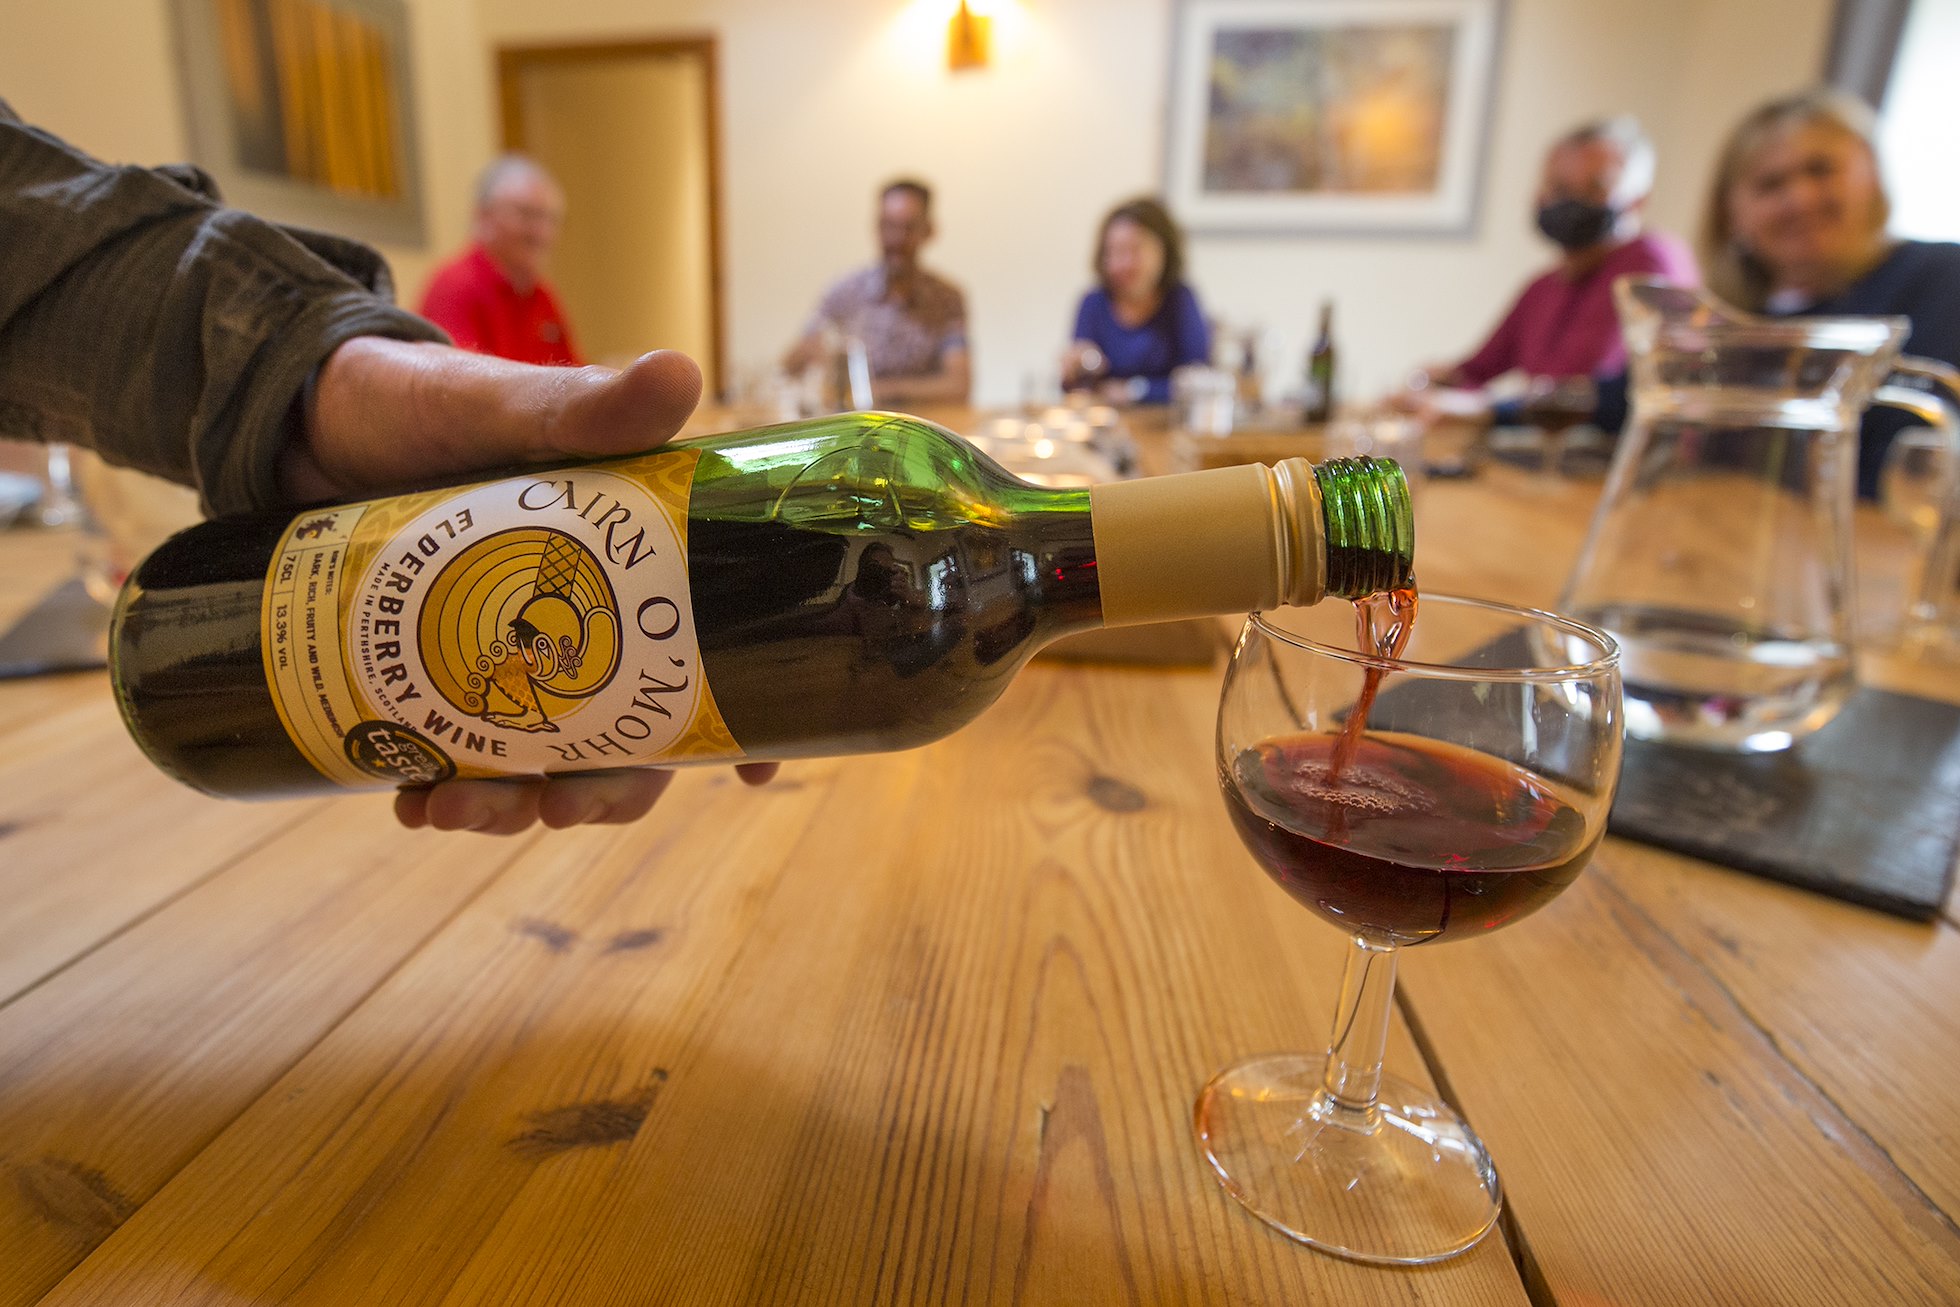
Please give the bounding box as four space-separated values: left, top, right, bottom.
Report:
538 349 704 460
291 341 707 504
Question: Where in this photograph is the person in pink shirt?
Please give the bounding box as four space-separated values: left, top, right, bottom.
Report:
1409 117 1696 414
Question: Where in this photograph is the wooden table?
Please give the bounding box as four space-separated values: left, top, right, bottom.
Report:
3 445 1959 1305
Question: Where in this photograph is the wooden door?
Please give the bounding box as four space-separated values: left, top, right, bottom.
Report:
499 39 726 395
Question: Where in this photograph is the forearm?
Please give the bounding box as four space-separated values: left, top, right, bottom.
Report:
876 350 971 405
0 104 444 516
875 368 970 405
1451 306 1523 389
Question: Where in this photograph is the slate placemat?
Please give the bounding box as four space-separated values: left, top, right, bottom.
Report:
0 577 110 679
1608 687 1960 920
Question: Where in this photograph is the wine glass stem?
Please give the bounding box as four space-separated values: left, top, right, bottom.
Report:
1317 933 1398 1128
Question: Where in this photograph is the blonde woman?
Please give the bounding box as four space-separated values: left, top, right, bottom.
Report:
1701 88 1960 496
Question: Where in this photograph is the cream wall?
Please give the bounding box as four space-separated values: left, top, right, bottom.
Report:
0 0 188 163
4 0 1832 406
1879 0 1960 242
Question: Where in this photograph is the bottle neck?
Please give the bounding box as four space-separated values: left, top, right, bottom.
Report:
1315 456 1415 598
1084 456 1411 628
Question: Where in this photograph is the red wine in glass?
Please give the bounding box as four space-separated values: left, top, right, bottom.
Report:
1225 730 1598 945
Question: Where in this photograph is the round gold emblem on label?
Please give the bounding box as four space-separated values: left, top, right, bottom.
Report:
419 527 622 734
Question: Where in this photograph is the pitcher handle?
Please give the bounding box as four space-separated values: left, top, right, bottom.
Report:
1882 357 1960 641
1874 356 1960 439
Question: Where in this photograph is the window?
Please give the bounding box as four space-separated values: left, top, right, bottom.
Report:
1877 0 1960 241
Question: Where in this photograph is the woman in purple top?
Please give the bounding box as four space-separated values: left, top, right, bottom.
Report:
1064 198 1212 404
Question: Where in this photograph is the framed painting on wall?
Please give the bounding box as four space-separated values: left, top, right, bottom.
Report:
171 0 427 246
1165 0 1505 235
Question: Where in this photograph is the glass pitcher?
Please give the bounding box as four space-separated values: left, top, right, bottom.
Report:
1560 278 1957 752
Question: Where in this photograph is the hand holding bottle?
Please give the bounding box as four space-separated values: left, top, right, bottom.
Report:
288 337 777 834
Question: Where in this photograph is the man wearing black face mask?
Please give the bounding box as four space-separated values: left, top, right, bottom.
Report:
1407 117 1696 407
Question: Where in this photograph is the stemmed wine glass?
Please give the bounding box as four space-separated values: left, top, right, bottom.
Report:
1196 593 1622 1264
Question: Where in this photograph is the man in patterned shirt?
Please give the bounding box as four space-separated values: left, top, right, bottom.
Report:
783 179 970 405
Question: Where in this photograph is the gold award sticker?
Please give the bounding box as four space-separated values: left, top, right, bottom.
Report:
262 449 740 788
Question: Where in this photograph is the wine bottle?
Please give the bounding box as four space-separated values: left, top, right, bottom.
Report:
110 413 1412 799
1235 328 1263 416
1305 301 1337 425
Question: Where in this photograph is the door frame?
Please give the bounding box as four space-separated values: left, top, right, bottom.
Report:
496 37 728 398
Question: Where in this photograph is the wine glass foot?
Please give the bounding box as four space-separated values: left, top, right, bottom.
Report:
1194 1053 1501 1265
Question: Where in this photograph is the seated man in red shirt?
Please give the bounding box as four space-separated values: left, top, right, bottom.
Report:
419 155 583 367
1403 116 1696 419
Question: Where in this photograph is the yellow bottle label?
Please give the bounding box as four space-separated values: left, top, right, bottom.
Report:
259 448 740 789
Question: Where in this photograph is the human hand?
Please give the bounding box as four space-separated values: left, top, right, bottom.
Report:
1060 341 1105 392
1389 374 1494 426
1518 374 1599 432
286 338 702 503
1096 376 1148 405
291 338 778 833
1385 366 1448 417
391 763 780 835
1382 385 1429 417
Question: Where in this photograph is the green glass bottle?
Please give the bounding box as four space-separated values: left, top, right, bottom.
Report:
109 412 1412 798
1305 300 1337 425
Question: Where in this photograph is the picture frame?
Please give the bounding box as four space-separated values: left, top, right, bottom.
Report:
1165 0 1505 235
170 0 427 247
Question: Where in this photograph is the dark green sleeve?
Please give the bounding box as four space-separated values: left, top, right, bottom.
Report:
0 100 448 515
